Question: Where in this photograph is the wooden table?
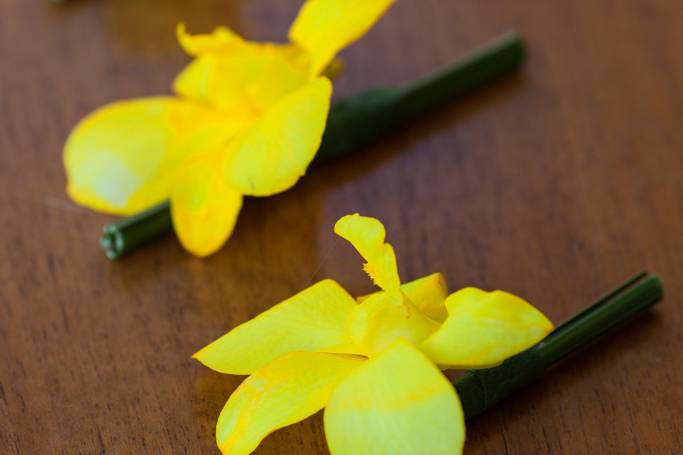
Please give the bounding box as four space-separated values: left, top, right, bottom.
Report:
2 0 682 453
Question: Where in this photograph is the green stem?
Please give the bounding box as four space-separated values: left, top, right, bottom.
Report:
314 30 524 163
101 31 525 259
455 272 663 419
100 202 172 260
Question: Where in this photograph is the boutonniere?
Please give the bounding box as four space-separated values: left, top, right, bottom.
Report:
63 2 526 260
64 0 394 257
194 214 554 454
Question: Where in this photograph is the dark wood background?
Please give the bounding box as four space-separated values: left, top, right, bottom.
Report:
2 0 682 453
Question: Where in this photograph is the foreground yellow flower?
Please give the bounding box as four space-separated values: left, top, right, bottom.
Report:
64 0 394 257
195 214 554 454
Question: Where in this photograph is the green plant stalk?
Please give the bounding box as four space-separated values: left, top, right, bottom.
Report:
455 272 663 419
100 31 525 259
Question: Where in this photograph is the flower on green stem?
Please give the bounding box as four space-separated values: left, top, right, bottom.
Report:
194 214 554 454
64 0 394 257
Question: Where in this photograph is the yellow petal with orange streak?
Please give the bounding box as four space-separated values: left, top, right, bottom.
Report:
217 352 364 455
324 340 465 455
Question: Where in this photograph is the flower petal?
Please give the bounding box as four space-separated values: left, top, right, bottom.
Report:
194 279 359 374
64 97 236 215
348 292 439 357
421 288 554 369
64 97 179 214
334 214 401 293
358 273 449 322
170 152 242 257
324 340 465 455
289 0 395 75
174 42 309 113
217 352 364 455
176 23 244 56
222 77 332 196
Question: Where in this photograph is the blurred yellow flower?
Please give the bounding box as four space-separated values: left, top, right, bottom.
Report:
64 0 394 256
195 214 554 454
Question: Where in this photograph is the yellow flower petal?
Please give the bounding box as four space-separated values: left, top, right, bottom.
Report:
222 77 332 196
325 340 465 455
64 97 180 214
217 352 364 455
64 97 236 215
421 288 554 369
170 152 242 257
176 23 244 56
194 279 359 374
289 0 395 75
358 273 449 322
349 292 439 356
334 214 401 293
174 42 309 113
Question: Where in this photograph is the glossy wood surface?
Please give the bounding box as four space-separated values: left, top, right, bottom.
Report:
1 0 681 453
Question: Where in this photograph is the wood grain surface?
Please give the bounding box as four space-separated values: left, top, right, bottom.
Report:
1 0 682 453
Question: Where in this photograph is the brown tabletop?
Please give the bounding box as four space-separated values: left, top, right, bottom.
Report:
1 0 682 453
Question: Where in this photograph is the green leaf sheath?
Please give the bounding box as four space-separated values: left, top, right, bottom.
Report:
455 273 663 419
100 31 525 259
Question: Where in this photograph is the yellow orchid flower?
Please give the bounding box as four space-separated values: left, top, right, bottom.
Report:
63 0 395 257
195 214 554 454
